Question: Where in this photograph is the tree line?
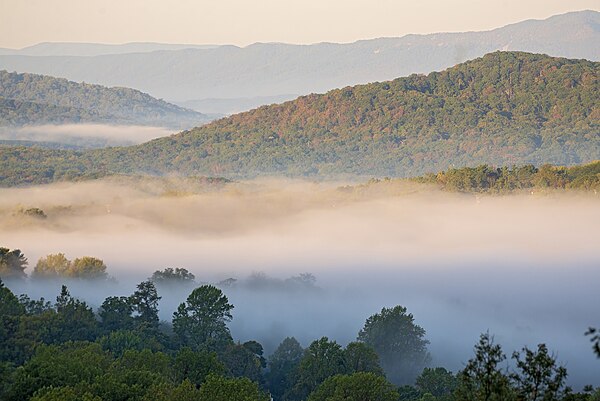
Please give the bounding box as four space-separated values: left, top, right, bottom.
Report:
413 161 600 193
1 255 599 400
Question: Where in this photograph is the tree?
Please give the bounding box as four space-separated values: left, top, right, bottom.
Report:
98 330 147 357
30 387 101 401
267 337 305 401
142 380 200 401
172 285 234 352
18 294 52 315
358 305 430 384
0 278 25 362
416 367 457 400
51 285 98 343
0 247 28 279
197 374 270 401
69 256 108 280
150 268 196 287
98 296 134 332
173 347 225 387
586 327 600 358
129 281 161 329
510 344 567 401
221 341 266 386
454 332 514 401
289 337 348 401
32 253 70 279
6 342 111 401
307 372 399 401
343 342 384 376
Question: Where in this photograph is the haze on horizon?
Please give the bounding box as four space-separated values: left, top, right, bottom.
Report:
1 0 599 49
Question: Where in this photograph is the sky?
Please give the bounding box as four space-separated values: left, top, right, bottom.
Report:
1 0 599 49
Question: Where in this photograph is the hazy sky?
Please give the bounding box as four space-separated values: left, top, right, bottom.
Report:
1 0 599 49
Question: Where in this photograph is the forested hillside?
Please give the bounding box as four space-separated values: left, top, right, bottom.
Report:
0 52 598 185
0 71 212 128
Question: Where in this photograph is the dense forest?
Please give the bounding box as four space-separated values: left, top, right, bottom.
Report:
332 160 600 194
1 251 599 401
0 52 598 185
412 160 600 192
0 71 212 129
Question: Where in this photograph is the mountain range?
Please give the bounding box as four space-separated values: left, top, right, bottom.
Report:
0 42 219 57
1 52 598 186
0 10 598 114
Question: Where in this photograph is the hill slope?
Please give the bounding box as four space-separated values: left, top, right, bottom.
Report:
0 52 598 185
0 10 597 115
115 51 600 177
0 70 213 129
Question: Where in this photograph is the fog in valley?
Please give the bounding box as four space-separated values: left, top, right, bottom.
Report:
0 124 175 148
1 178 599 387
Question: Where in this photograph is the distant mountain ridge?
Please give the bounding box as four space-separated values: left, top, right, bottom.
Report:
0 10 597 115
0 70 213 129
0 52 598 186
0 42 218 57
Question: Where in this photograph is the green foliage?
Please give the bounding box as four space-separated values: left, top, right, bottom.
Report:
0 70 208 128
307 372 400 401
6 342 112 401
510 344 568 401
172 285 234 352
33 253 109 280
197 374 270 401
358 305 431 385
0 247 28 280
97 330 147 356
343 342 384 376
150 267 196 287
288 337 348 401
221 341 266 385
130 280 161 329
98 296 135 333
69 257 108 280
0 278 26 362
51 285 99 342
454 332 515 401
420 161 600 193
267 337 305 401
416 367 457 399
33 253 70 279
173 347 226 387
30 386 102 401
141 379 200 401
1 52 599 186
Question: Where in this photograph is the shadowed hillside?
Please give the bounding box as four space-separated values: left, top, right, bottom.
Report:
0 70 213 129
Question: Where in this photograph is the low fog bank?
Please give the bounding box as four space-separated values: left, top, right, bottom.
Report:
1 178 599 387
0 124 175 148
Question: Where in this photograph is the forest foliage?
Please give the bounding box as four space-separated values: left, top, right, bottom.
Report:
0 52 599 185
411 160 600 192
0 270 598 401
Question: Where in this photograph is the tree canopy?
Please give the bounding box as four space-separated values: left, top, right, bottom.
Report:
358 305 431 385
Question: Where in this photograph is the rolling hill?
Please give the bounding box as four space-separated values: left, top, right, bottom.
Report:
0 11 598 115
0 52 598 186
0 70 213 129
